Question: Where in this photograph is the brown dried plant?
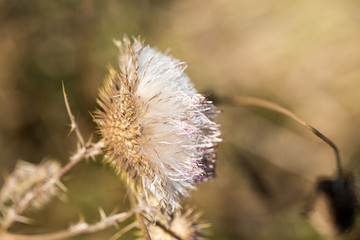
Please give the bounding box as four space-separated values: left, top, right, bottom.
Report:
1 35 358 240
216 95 359 236
0 84 131 240
0 36 219 240
0 34 356 240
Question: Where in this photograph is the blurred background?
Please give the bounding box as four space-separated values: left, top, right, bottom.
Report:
1 0 360 239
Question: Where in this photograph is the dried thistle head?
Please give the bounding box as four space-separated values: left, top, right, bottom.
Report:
94 36 221 210
0 160 61 226
141 208 208 240
304 171 359 236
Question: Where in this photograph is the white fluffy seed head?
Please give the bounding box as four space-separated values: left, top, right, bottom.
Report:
95 36 221 210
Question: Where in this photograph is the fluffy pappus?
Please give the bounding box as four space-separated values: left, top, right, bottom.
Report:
94 36 221 210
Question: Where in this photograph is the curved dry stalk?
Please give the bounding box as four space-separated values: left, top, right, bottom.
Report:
129 192 151 240
0 210 135 240
223 96 343 177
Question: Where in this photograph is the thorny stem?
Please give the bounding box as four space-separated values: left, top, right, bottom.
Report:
129 192 151 240
62 82 86 147
0 140 105 231
222 96 343 177
0 210 135 240
0 85 105 230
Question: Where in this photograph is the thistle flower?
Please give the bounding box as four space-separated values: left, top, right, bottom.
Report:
94 36 221 210
142 208 208 240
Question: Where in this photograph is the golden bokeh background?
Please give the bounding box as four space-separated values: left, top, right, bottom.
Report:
1 0 360 239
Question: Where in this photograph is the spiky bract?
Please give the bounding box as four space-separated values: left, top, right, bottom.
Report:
144 208 208 240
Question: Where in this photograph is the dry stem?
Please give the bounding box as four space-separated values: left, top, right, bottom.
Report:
0 135 104 231
0 84 105 230
223 96 343 176
129 192 151 240
0 210 135 240
62 82 86 147
109 221 138 240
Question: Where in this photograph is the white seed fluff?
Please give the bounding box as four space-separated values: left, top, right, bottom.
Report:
96 36 221 210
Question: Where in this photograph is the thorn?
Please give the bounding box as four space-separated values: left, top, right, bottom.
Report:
99 207 107 221
88 111 96 120
113 221 120 229
69 123 76 136
62 82 86 147
15 215 34 225
108 221 138 240
110 207 119 216
87 133 94 147
56 180 68 192
90 154 96 161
